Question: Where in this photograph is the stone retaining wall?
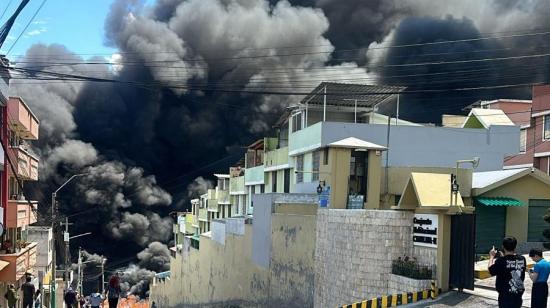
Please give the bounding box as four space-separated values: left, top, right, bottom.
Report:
387 274 432 295
314 209 415 308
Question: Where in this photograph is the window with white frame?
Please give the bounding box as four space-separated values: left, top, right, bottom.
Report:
291 112 303 133
520 129 527 153
296 155 304 183
312 150 320 181
545 115 550 140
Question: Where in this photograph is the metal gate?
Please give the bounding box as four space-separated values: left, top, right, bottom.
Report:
449 214 475 290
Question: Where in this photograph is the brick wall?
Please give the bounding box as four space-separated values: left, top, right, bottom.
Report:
314 209 415 308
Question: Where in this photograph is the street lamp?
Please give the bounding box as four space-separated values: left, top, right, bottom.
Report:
452 157 480 210
50 173 89 308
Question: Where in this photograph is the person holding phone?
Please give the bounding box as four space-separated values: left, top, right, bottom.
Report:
489 237 526 308
528 248 550 308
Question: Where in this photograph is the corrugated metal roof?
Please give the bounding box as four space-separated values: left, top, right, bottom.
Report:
475 197 524 207
300 82 405 108
472 168 529 189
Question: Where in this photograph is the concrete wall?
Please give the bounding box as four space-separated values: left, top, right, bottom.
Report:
314 209 415 308
150 204 317 308
387 274 432 295
211 220 225 245
320 122 518 171
251 194 274 268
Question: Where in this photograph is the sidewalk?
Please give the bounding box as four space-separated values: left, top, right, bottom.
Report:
472 251 550 307
402 291 497 307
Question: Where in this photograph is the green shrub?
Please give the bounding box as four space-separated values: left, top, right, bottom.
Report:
391 256 433 280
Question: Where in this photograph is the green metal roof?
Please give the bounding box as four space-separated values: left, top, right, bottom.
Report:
475 197 524 207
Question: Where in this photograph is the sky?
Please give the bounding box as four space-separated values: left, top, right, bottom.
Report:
0 0 154 58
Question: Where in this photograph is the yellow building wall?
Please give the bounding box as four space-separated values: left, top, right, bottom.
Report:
383 167 472 197
320 147 351 209
479 175 550 242
365 150 382 209
150 207 317 307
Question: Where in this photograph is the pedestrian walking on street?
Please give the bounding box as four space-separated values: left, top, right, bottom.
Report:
89 288 104 308
64 287 78 308
4 284 18 308
21 275 35 308
34 289 42 308
107 274 122 308
489 237 526 308
528 248 550 308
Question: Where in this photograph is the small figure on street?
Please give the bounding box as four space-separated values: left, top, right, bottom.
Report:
4 284 19 308
528 248 550 308
89 288 104 308
64 287 78 308
79 293 86 308
489 237 526 308
151 301 157 308
107 274 122 308
34 289 42 308
21 275 35 308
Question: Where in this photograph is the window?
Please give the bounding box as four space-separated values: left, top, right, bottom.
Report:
260 184 265 193
545 115 550 140
312 151 320 181
296 155 304 183
520 129 527 153
323 147 329 165
272 172 277 193
284 169 290 193
291 112 303 133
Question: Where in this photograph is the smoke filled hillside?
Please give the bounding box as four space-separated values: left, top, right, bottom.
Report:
8 0 550 295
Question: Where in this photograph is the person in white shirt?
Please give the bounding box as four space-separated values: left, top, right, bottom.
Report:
89 289 104 308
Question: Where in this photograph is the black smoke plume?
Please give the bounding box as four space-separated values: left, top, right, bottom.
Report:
9 0 550 295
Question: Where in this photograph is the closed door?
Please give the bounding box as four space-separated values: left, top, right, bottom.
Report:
475 205 506 254
528 199 550 242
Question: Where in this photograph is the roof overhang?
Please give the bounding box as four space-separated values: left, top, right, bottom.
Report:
474 197 524 207
328 137 387 151
472 168 550 196
395 172 472 213
0 260 9 272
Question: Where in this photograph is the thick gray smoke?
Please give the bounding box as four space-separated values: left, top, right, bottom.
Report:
120 265 156 296
137 242 171 272
11 0 550 296
186 176 213 199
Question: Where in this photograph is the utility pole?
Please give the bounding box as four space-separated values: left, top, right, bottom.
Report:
77 247 82 295
100 257 106 293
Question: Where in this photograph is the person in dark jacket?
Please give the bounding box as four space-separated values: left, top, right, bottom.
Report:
64 287 78 308
106 274 122 308
21 275 35 308
5 284 18 308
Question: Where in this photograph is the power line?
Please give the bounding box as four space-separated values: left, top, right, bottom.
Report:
8 65 550 96
9 27 550 62
6 0 48 55
0 0 14 21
